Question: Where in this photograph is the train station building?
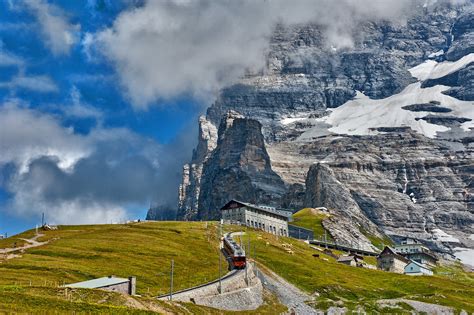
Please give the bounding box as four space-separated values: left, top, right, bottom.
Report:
220 199 291 236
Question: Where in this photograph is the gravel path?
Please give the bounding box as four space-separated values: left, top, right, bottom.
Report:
378 298 456 314
0 234 48 257
256 265 318 315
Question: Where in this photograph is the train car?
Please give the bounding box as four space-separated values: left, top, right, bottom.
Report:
222 233 246 269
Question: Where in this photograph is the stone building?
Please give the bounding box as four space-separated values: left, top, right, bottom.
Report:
65 276 136 295
377 246 409 273
337 255 359 267
221 199 291 236
394 238 438 266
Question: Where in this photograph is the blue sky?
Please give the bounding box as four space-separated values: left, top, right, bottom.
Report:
0 0 201 236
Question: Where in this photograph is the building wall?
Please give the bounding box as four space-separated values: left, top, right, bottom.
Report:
98 277 136 295
395 244 428 254
377 255 406 273
339 260 357 267
405 263 433 276
222 206 288 236
100 282 130 294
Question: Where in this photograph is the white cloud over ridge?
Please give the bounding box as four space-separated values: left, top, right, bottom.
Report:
93 0 422 108
23 0 80 56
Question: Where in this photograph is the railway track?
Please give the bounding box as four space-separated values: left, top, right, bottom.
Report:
156 267 242 299
157 231 245 299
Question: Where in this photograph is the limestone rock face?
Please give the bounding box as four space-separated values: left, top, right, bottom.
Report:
177 116 218 220
446 9 474 61
302 132 473 252
197 115 286 220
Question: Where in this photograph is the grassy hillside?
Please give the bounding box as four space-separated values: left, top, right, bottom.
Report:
244 229 474 312
1 222 221 296
290 208 332 240
291 207 394 249
1 221 473 313
0 222 286 314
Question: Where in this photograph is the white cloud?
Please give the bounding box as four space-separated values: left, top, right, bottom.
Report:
0 101 90 172
92 0 418 108
23 0 80 56
0 74 58 93
0 50 24 67
51 86 104 121
0 102 168 224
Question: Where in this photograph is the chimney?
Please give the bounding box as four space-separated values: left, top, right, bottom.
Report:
128 276 136 295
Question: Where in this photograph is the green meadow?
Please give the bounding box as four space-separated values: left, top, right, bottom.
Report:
0 220 472 313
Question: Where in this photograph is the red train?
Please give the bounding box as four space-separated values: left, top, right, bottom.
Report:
223 233 246 269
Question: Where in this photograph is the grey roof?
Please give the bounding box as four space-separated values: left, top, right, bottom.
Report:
406 260 432 270
224 233 245 256
337 255 355 262
378 246 410 263
221 199 291 220
65 276 129 289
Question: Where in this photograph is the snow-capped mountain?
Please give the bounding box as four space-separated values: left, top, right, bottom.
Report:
153 3 474 262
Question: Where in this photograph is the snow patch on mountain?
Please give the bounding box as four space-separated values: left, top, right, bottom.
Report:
303 83 472 139
432 228 461 243
295 56 474 139
409 53 474 80
454 247 474 266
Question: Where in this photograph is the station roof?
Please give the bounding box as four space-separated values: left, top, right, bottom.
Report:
220 199 291 220
65 276 129 289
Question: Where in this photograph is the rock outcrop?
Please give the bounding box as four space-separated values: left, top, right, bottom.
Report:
197 112 286 220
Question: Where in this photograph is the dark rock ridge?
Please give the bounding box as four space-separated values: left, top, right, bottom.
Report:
415 115 472 126
446 9 474 61
197 114 286 220
402 103 453 113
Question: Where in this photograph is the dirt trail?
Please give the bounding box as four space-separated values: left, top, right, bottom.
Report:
0 234 48 258
257 264 318 315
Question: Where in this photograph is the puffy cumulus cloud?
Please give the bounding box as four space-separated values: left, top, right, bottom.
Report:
0 101 89 172
23 0 80 56
0 102 173 225
92 0 420 108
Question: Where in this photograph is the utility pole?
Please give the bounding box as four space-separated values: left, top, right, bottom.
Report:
41 212 44 227
218 220 222 294
246 228 250 286
169 259 174 301
253 242 258 278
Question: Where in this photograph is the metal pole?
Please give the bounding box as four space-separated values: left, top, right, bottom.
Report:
253 243 258 278
169 259 174 301
218 221 222 294
246 228 249 286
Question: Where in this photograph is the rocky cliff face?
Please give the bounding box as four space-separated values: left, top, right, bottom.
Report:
197 112 286 220
174 3 473 256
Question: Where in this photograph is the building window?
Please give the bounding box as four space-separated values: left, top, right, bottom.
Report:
247 219 250 226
